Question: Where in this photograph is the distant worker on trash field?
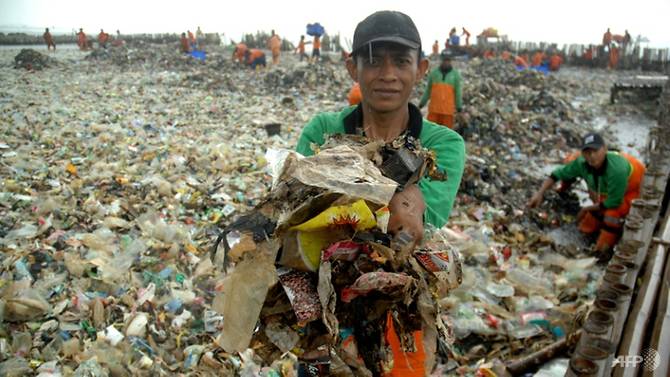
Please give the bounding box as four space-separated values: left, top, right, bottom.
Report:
311 35 321 62
245 48 267 70
448 27 460 46
461 27 471 46
232 42 248 64
514 54 529 68
296 10 465 375
43 28 55 51
420 52 463 129
196 26 204 48
531 51 545 67
295 35 308 62
432 40 439 57
187 30 196 48
528 133 645 257
76 28 88 50
179 33 190 53
98 29 109 49
549 53 563 71
268 30 281 65
602 28 612 46
609 45 619 69
112 30 124 47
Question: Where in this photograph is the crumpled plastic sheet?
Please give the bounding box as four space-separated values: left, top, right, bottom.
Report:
275 145 398 206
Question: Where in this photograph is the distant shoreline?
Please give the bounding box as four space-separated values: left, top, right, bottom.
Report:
0 32 223 46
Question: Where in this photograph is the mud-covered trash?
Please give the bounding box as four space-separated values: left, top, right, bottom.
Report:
13 49 55 70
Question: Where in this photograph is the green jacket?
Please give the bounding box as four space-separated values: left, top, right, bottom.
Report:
419 67 463 111
551 151 632 209
296 104 465 228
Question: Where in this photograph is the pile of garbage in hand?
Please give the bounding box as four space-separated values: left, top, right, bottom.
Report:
212 134 462 375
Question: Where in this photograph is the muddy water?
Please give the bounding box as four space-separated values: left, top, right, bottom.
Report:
591 114 653 161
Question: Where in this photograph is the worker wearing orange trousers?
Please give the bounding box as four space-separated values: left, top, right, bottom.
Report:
529 133 645 253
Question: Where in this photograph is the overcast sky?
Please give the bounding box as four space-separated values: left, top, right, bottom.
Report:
1 0 669 48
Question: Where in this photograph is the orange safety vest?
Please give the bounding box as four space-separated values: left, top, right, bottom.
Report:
235 43 247 61
269 35 281 51
348 83 362 105
549 55 562 71
514 56 528 67
247 49 264 64
428 83 456 115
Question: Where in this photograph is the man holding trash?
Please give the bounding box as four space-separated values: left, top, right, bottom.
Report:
419 52 463 129
528 133 645 256
296 10 465 375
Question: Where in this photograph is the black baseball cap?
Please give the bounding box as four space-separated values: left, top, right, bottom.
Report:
352 11 421 56
581 132 605 150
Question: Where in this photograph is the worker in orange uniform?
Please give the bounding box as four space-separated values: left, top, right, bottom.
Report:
232 42 247 63
609 45 619 69
268 30 281 65
461 27 471 46
245 48 267 70
187 30 196 49
179 33 190 53
529 133 645 257
419 52 463 129
347 82 362 105
500 50 511 61
549 53 563 71
584 46 594 60
432 40 439 57
76 28 88 50
295 35 308 61
483 49 495 59
98 29 109 49
514 54 529 68
602 28 612 46
311 35 321 62
531 51 545 67
43 28 56 51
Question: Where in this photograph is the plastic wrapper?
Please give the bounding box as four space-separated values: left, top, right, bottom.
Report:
322 241 368 262
264 321 300 352
216 242 279 353
340 272 415 303
278 268 322 324
414 247 463 292
276 146 397 206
